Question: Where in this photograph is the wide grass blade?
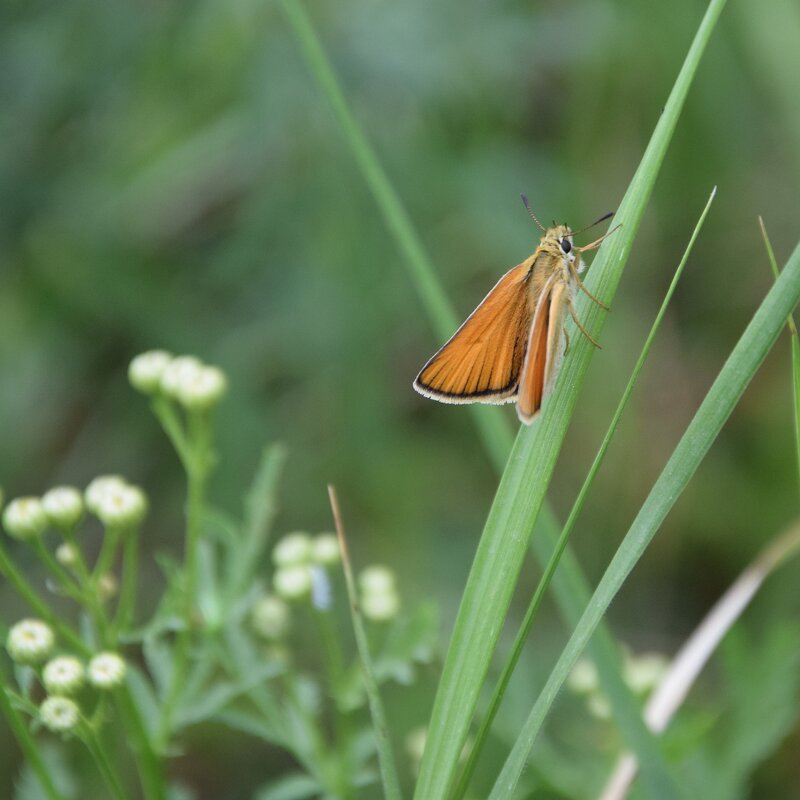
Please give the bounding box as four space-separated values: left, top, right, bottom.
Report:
489 238 800 797
453 187 717 800
414 0 728 795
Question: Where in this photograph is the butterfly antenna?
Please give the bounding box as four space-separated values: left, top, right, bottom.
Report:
520 193 546 232
573 211 615 236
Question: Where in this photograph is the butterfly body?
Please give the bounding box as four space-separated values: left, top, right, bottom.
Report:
413 221 607 425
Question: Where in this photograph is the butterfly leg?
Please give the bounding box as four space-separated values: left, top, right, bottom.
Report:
568 301 602 349
570 262 610 310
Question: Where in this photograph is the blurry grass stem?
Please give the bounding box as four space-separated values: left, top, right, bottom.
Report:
453 187 717 800
759 216 800 495
600 518 800 800
328 485 403 800
490 238 800 796
281 1 682 795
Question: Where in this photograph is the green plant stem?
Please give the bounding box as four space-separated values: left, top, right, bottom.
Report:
116 684 165 800
453 186 717 800
0 542 88 655
328 486 404 800
31 539 83 601
490 237 800 796
114 527 139 634
759 216 800 495
0 679 66 800
82 724 128 800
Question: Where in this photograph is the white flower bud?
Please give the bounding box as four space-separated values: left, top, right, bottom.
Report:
43 657 85 695
7 619 55 664
361 590 400 621
87 652 127 689
2 497 48 540
95 485 147 528
56 542 80 567
273 565 313 600
567 658 599 694
41 487 84 529
128 350 173 394
177 365 228 410
40 696 80 733
85 476 128 514
311 533 340 566
624 652 668 693
159 356 203 399
358 565 396 596
98 573 118 601
251 595 290 639
273 532 313 567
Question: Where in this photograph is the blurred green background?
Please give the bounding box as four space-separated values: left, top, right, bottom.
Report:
1 0 799 796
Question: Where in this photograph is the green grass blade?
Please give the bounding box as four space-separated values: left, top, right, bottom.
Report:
759 217 800 494
328 486 403 800
489 238 800 798
414 0 728 795
453 187 717 800
280 2 694 794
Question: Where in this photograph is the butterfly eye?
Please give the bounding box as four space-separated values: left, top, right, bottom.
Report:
560 238 572 254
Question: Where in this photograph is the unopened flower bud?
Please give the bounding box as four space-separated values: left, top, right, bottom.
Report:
87 652 126 689
159 356 203 399
56 542 80 567
129 350 173 394
358 565 396 596
85 476 128 514
361 590 400 621
42 487 84 529
273 565 313 600
40 696 80 733
7 619 55 664
177 365 227 410
251 595 290 639
3 497 48 540
43 657 85 695
96 485 147 528
312 533 340 566
273 532 313 567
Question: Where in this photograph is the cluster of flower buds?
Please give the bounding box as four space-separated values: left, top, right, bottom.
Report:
358 565 400 622
5 620 127 734
128 350 227 410
270 531 341 602
567 650 669 720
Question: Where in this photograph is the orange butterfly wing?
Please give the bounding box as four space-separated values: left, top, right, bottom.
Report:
413 261 534 404
516 276 568 423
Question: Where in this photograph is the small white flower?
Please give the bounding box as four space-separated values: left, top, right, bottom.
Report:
7 619 55 664
2 497 48 540
358 565 396 596
95 485 148 528
587 692 612 720
273 532 313 567
98 573 118 601
251 595 290 639
361 590 400 621
625 652 669 694
55 542 80 567
42 487 84 529
128 350 173 394
311 533 340 566
273 564 313 600
85 476 129 514
87 652 127 689
40 696 80 733
159 356 204 399
177 365 228 410
567 658 599 694
43 657 85 695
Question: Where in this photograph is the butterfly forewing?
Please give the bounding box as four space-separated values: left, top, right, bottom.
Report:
413 261 533 403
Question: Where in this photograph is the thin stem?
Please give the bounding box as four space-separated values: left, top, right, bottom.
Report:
328 486 403 800
0 680 66 800
114 527 140 634
82 724 128 800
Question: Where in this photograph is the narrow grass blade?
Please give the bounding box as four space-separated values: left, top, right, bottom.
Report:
489 238 800 798
453 187 717 800
280 2 691 793
415 0 728 794
759 217 800 495
327 486 403 800
600 518 800 800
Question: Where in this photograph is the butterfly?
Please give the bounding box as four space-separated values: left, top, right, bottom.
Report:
413 197 615 424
